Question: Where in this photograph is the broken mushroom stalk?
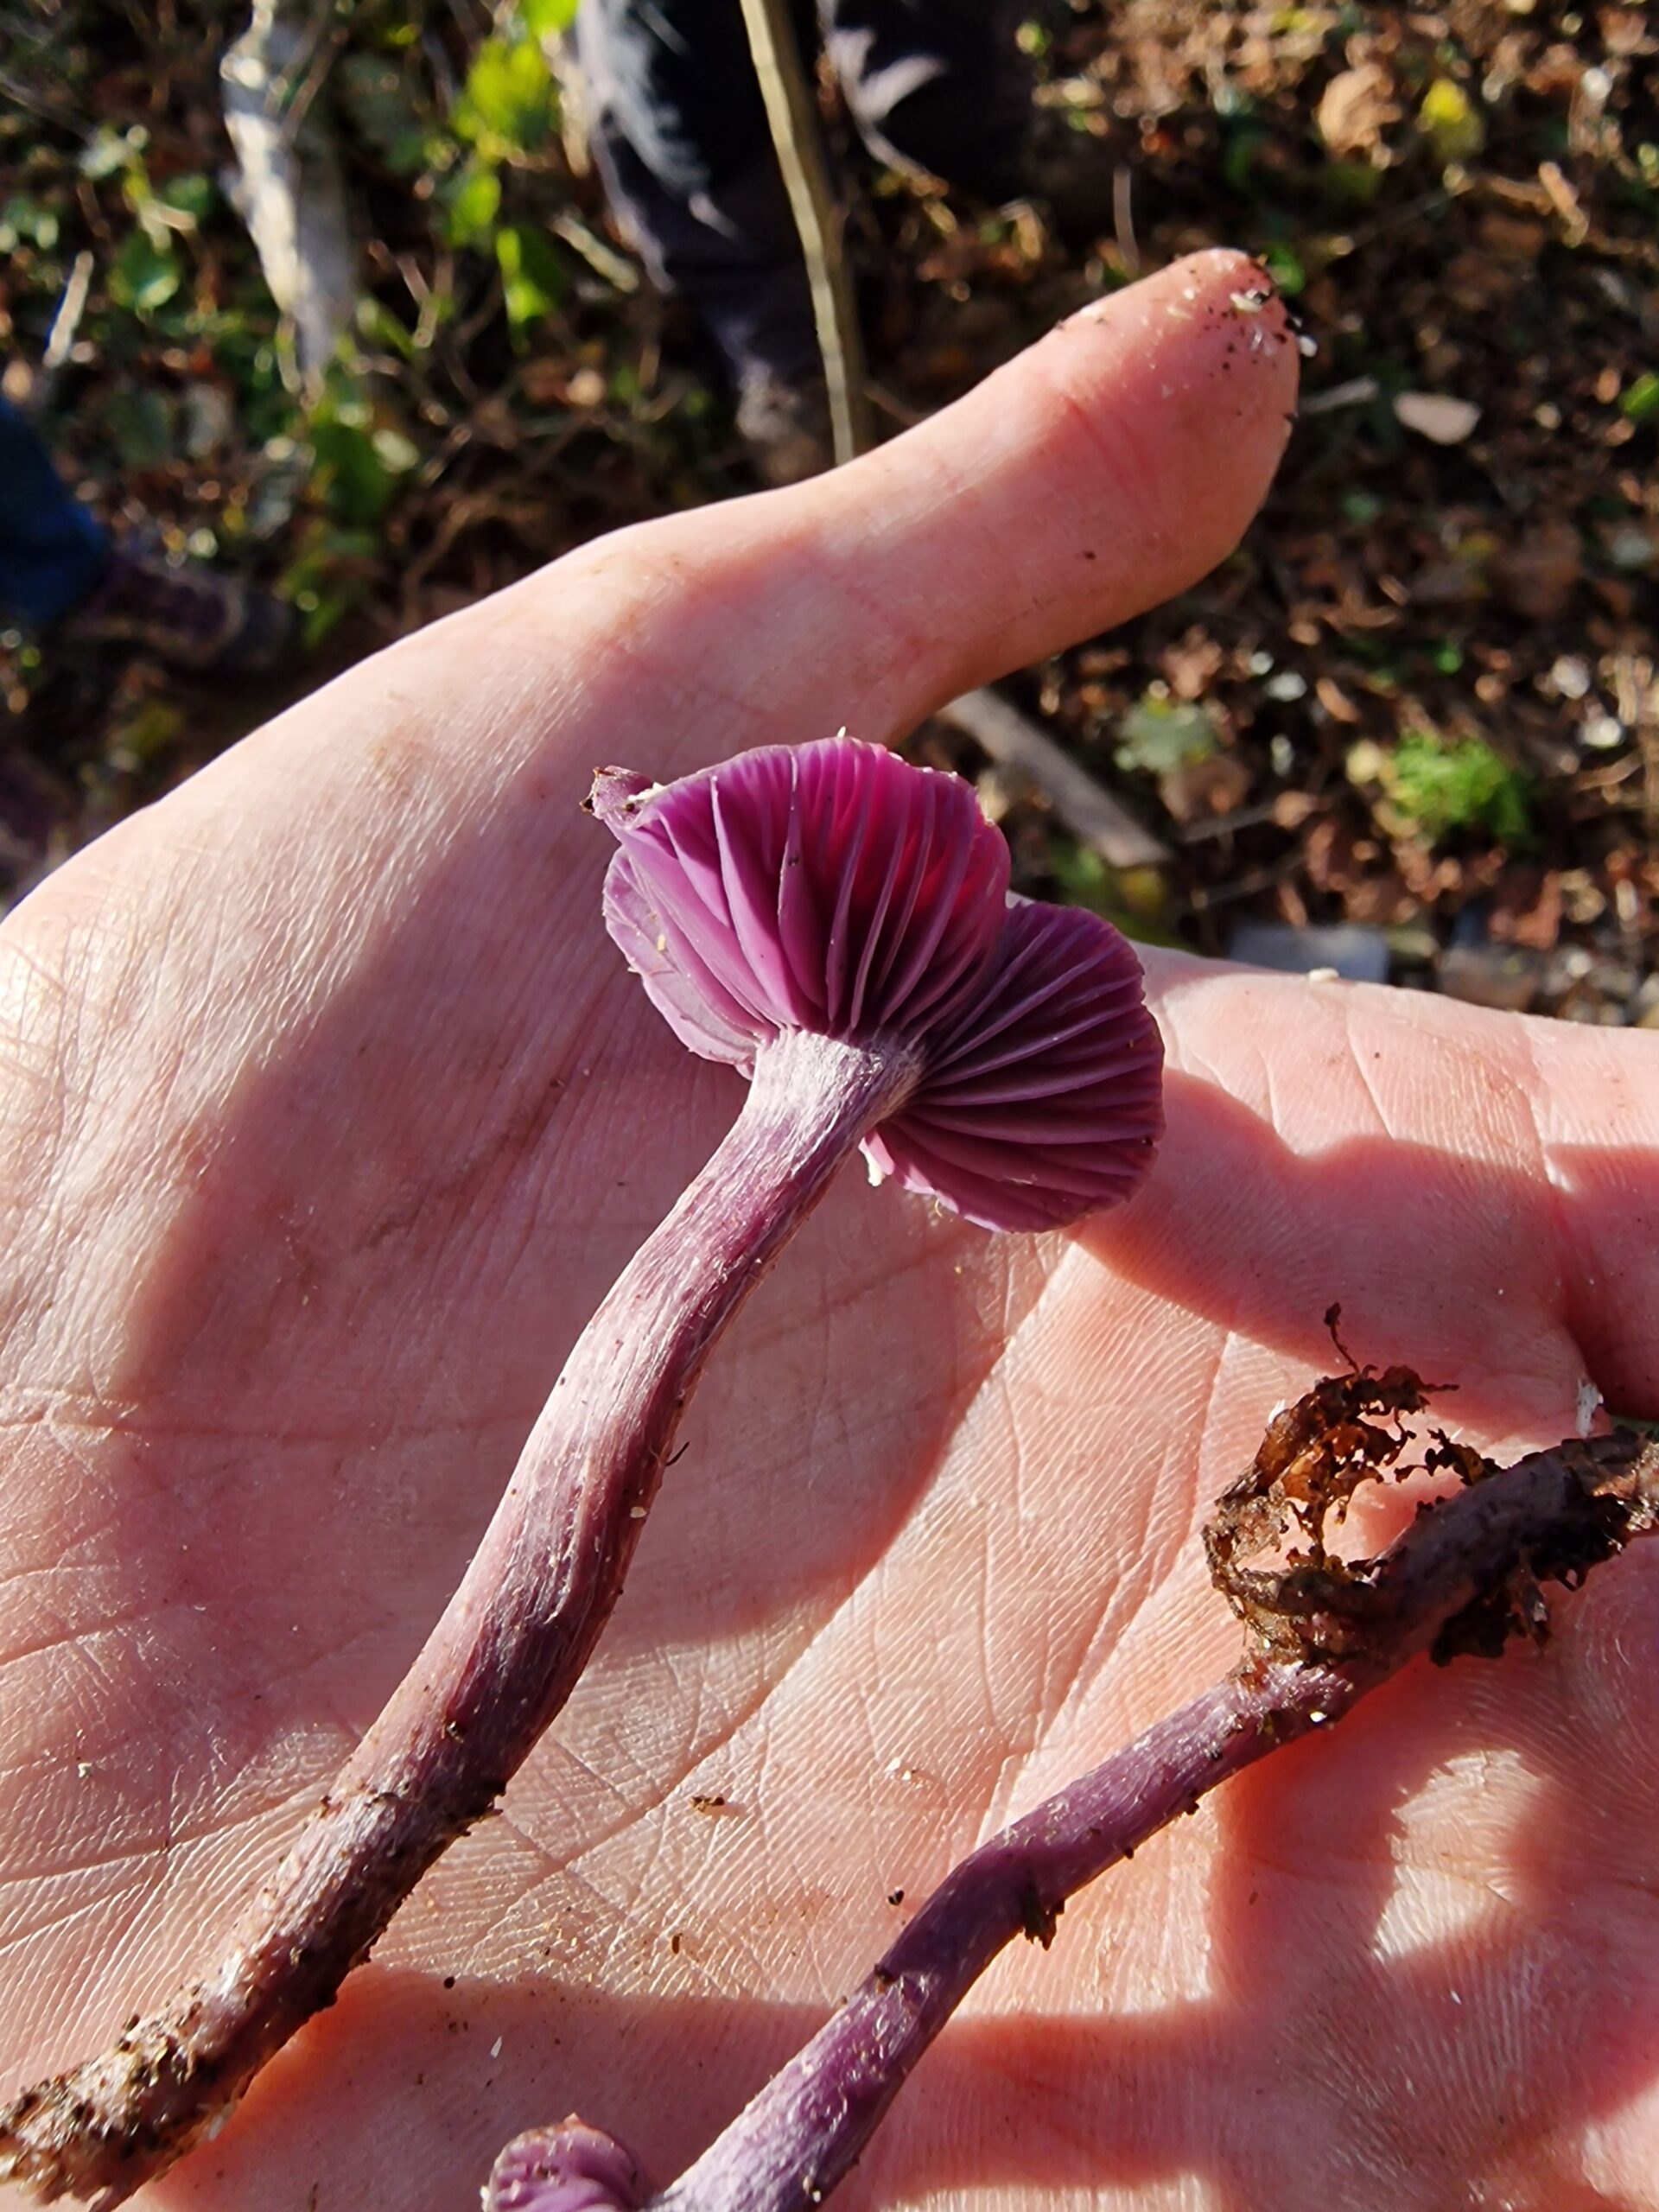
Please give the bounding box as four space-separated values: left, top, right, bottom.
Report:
0 734 1164 2205
485 1361 1659 2212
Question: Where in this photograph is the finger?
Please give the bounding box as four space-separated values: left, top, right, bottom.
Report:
1 251 1297 1204
1518 1016 1659 1417
164 248 1297 830
800 244 1300 732
425 246 1300 785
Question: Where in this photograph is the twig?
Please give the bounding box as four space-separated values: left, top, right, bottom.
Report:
1112 163 1140 276
938 687 1173 870
484 1389 1659 2212
1300 375 1381 416
862 378 927 430
735 0 871 465
35 251 95 410
1175 791 1321 847
267 0 345 142
550 210 639 295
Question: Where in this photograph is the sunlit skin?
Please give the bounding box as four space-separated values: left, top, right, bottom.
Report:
3 251 1658 2212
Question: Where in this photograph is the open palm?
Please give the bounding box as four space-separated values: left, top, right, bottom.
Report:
3 252 1657 2212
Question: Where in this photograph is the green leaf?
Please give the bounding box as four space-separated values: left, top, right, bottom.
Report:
1220 124 1268 195
1114 695 1218 777
519 0 580 31
355 296 420 361
1259 240 1305 297
495 223 565 331
110 228 181 314
445 160 502 248
309 416 395 524
106 696 186 769
1048 844 1179 945
156 172 214 225
457 35 554 156
1418 78 1484 164
81 124 145 181
0 194 59 253
1320 157 1384 207
338 52 426 167
279 523 378 647
105 388 176 469
1621 372 1659 423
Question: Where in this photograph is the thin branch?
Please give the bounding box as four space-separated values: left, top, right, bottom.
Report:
36 251 95 408
735 0 872 466
938 687 1173 870
1112 163 1140 276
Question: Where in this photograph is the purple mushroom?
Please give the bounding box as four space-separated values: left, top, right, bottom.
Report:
481 1411 1659 2212
594 737 1162 1229
0 734 1162 2207
488 2118 647 2212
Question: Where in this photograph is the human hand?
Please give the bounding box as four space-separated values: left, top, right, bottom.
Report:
3 248 1655 2212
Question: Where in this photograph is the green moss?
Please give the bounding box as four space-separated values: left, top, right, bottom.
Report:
1385 728 1533 848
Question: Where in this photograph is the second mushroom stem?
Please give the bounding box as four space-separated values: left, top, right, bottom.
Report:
626 1428 1656 2212
1 1028 921 2208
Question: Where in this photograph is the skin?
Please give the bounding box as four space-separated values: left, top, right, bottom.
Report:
2 249 1657 2212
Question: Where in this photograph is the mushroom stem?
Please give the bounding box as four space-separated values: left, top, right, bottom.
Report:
651 1664 1355 2212
484 1427 1659 2212
0 1029 922 2209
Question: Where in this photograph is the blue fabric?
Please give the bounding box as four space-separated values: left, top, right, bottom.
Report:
0 395 111 626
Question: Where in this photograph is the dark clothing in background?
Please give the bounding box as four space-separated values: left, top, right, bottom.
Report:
0 391 290 669
572 0 1029 391
0 397 112 627
1 6 1033 633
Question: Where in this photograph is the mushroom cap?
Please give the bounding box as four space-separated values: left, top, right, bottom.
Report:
594 736 1163 1231
485 2120 642 2212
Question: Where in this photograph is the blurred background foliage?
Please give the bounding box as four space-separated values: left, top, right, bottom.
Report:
1 0 1656 1020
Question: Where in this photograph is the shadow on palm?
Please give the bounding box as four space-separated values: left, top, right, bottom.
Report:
12 842 1659 2212
195 1510 1659 2212
124 1022 1659 2210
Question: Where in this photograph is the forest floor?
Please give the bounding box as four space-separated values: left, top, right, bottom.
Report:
3 1 1656 1018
